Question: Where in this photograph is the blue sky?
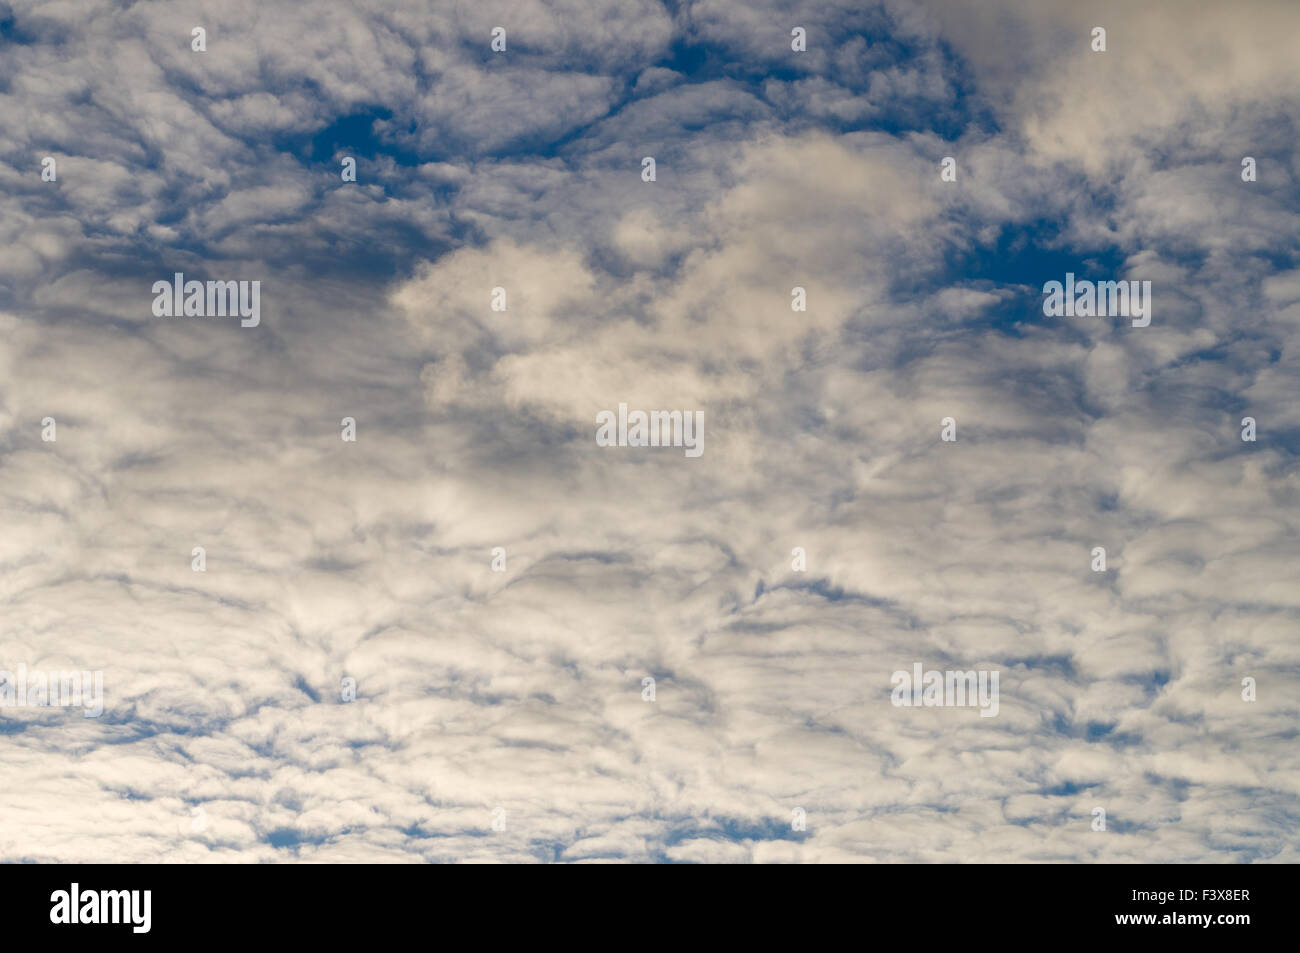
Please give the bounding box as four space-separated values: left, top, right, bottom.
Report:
0 0 1297 863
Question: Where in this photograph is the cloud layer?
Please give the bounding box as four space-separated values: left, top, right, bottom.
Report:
0 0 1297 862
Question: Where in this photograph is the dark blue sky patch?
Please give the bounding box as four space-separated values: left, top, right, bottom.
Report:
929 218 1131 338
293 676 320 703
1085 721 1114 741
658 815 807 860
283 107 423 167
0 3 71 46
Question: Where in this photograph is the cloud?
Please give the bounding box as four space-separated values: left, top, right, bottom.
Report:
0 0 1296 863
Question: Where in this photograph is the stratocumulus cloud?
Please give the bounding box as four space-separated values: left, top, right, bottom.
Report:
0 0 1297 863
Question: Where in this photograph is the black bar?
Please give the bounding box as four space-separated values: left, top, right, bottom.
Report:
0 863 1280 940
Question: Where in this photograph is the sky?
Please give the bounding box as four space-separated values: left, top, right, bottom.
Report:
0 0 1297 863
